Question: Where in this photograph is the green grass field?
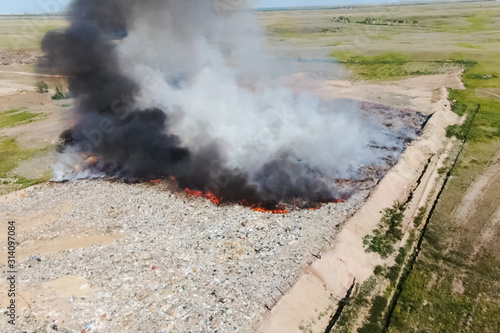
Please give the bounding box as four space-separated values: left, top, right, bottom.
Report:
0 137 51 194
0 137 39 177
0 15 68 51
0 107 40 129
0 107 46 190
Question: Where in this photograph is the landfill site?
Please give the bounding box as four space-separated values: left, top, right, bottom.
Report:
0 70 462 332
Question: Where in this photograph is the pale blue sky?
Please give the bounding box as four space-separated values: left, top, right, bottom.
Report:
0 0 70 14
1 0 431 14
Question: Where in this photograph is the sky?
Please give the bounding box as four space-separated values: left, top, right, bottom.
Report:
0 0 430 14
0 0 71 14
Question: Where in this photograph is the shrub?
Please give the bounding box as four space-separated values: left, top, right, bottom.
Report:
413 206 427 227
395 247 408 265
364 233 394 258
386 265 400 284
374 265 385 275
363 202 406 258
35 80 49 93
446 124 465 140
358 296 388 333
52 86 71 100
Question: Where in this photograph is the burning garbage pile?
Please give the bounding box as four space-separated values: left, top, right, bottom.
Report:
42 0 427 211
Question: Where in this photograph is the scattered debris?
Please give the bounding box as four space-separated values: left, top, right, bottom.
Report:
0 180 367 332
0 50 38 65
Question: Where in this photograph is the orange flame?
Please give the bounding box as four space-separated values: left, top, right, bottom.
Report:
252 206 288 214
205 191 220 204
148 178 336 213
185 188 220 205
185 188 204 197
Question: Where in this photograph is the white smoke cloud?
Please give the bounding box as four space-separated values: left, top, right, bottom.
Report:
115 0 392 188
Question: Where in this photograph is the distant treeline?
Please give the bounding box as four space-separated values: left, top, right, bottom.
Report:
0 13 67 18
258 6 359 12
360 17 420 25
257 0 497 13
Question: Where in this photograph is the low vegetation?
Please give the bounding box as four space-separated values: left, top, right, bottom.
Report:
52 85 71 100
331 227 418 332
363 203 406 258
330 51 475 81
35 80 49 93
412 206 427 228
0 138 51 193
0 138 39 178
359 17 419 26
332 16 351 23
358 296 388 333
332 277 378 333
15 172 51 188
0 108 39 129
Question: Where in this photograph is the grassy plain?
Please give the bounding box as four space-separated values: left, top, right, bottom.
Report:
0 14 67 51
260 1 500 332
0 107 40 129
0 136 50 194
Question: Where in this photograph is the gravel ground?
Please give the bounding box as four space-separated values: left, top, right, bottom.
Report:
0 50 38 66
2 180 367 333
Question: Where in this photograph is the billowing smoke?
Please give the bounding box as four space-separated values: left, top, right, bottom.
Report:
41 0 407 208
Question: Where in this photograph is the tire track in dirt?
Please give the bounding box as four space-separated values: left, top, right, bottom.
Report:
455 149 500 223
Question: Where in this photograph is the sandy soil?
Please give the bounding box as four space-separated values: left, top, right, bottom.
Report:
287 72 464 115
0 76 72 140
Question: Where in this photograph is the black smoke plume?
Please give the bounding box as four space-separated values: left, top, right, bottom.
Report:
41 0 415 208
